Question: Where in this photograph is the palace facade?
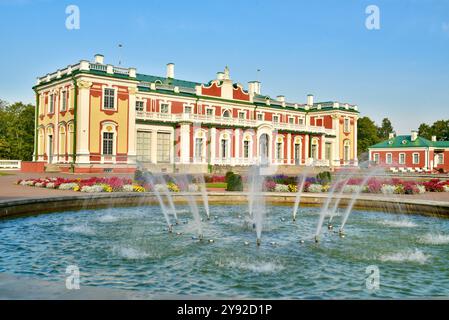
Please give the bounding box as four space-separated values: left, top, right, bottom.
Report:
32 54 359 173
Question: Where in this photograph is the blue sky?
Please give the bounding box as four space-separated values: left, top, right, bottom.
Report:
0 0 448 133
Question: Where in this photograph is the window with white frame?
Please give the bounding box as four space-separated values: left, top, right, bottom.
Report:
206 108 214 117
221 139 229 158
243 140 250 158
288 117 294 124
343 140 351 162
160 103 169 113
373 153 379 164
49 94 54 113
273 115 279 123
136 131 151 162
257 113 264 121
344 118 350 133
386 153 393 164
222 110 231 118
103 88 116 109
194 138 203 160
157 132 171 163
184 105 193 114
399 153 405 165
436 153 444 165
135 101 144 112
276 142 283 161
61 91 67 111
413 153 420 164
298 117 304 125
102 132 114 155
238 111 246 119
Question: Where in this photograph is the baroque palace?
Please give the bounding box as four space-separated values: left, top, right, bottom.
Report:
31 54 359 173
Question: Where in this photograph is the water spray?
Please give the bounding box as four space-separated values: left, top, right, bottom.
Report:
256 238 261 246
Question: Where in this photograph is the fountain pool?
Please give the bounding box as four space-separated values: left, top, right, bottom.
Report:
1 204 449 299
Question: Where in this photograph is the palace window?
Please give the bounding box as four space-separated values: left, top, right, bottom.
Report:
311 141 319 160
194 138 203 160
276 142 283 161
273 115 279 123
288 117 294 124
59 126 66 155
243 140 250 158
61 91 67 111
257 113 263 121
221 139 229 158
298 118 304 125
103 88 115 110
102 132 114 155
344 118 350 133
157 132 171 163
136 101 144 112
160 103 169 113
399 153 405 165
136 131 151 162
386 153 393 165
223 110 231 118
413 153 420 164
373 153 379 164
343 140 351 162
184 105 192 114
238 111 246 119
49 94 54 113
206 108 214 117
436 153 444 165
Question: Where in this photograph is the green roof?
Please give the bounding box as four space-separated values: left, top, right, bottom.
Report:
370 135 449 149
136 73 200 89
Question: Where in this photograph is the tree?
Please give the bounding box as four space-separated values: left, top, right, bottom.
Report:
377 118 394 140
418 120 449 141
0 101 35 161
418 123 433 140
357 116 381 158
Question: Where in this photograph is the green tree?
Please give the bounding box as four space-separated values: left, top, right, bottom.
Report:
0 101 35 160
357 116 380 157
418 120 449 141
377 118 394 140
418 123 433 140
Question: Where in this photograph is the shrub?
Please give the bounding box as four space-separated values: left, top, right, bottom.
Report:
423 179 445 192
316 171 332 185
226 174 243 191
225 171 235 184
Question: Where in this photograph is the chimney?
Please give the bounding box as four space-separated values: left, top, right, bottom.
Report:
276 95 285 102
432 135 437 142
94 54 104 64
389 132 395 140
166 63 175 79
307 94 314 106
217 72 225 80
411 130 418 142
248 81 261 95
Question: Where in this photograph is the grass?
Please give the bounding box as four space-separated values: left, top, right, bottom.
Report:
0 171 14 176
205 182 227 189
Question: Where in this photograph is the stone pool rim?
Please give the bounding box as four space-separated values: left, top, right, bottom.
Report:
1 192 449 219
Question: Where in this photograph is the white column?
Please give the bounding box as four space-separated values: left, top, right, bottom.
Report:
304 134 309 164
287 133 292 165
180 123 191 163
210 127 216 164
234 128 240 164
127 87 137 164
321 134 325 161
76 80 92 164
333 116 340 167
151 130 158 164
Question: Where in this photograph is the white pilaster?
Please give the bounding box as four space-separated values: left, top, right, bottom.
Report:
287 133 292 165
234 128 240 163
210 127 216 165
127 87 137 164
151 130 158 164
321 134 325 160
353 117 358 166
304 134 309 164
180 123 191 163
76 80 92 164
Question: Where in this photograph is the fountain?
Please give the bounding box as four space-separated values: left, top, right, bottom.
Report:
197 174 210 220
247 165 267 246
153 173 179 224
292 168 310 221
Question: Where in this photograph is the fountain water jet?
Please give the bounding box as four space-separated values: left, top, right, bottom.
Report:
247 166 266 246
154 174 178 224
142 172 172 232
197 174 210 220
292 167 310 221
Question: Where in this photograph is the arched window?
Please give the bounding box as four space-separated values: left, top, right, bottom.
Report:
311 138 319 160
344 140 351 162
67 123 74 156
222 110 231 118
38 128 45 156
220 133 230 159
275 136 284 162
243 134 252 159
59 125 66 157
294 137 302 165
194 130 206 162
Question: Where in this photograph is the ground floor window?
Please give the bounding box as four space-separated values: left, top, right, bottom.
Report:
157 132 170 163
413 153 420 164
386 153 393 164
136 131 151 162
243 140 250 158
102 132 114 155
195 138 203 160
373 153 379 164
436 153 444 165
221 139 229 158
399 153 405 165
276 142 282 161
343 140 350 162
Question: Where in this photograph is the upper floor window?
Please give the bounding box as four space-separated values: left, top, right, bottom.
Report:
61 91 67 112
344 118 350 133
238 111 246 119
49 94 54 113
257 113 264 121
136 101 144 112
298 118 304 125
273 115 279 123
160 103 169 113
103 88 115 110
288 117 294 124
206 108 214 117
184 105 192 114
222 110 231 118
